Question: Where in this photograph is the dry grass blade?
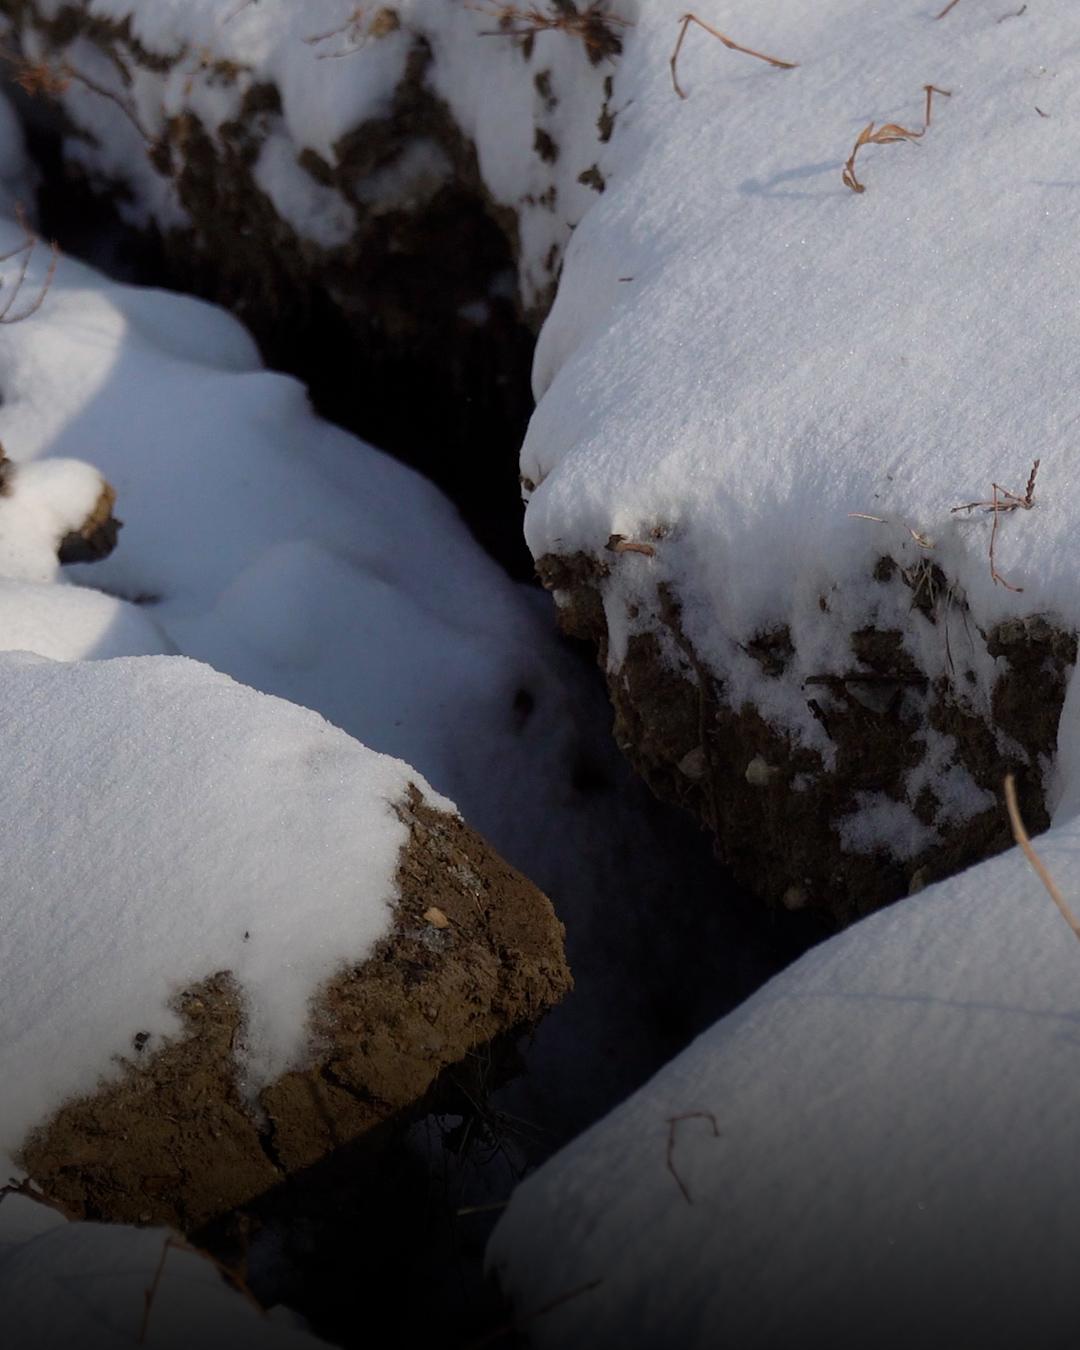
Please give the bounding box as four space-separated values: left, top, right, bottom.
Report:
1 45 152 143
665 1110 720 1203
924 83 951 127
842 84 952 194
950 459 1038 591
842 120 922 194
139 1234 261 1344
472 3 630 64
670 13 797 100
0 206 58 325
935 0 962 17
1003 774 1080 944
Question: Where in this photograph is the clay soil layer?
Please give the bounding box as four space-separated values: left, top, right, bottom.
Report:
537 549 1077 927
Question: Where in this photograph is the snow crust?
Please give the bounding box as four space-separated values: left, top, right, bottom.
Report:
0 653 422 1169
0 145 741 1144
24 0 1080 861
518 0 1080 741
490 822 1080 1349
0 1194 325 1348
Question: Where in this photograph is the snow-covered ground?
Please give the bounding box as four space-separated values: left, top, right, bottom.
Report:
0 1192 326 1349
0 651 429 1168
15 0 1080 897
7 2 1080 1343
489 818 1080 1350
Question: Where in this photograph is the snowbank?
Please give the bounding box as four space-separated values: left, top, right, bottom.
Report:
490 823 1080 1349
0 196 766 1138
0 650 424 1170
14 1 1080 915
0 1192 325 1349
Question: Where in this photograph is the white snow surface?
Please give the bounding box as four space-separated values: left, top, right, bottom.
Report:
21 0 1080 848
0 1194 326 1349
0 114 749 1146
490 825 1080 1350
0 578 171 659
0 652 429 1170
515 0 1080 748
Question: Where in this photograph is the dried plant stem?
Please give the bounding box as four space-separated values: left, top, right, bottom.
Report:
0 206 58 325
842 84 952 193
936 0 962 17
665 1110 720 1204
670 13 797 100
1003 774 1080 944
923 83 951 127
951 459 1038 591
139 1235 261 1344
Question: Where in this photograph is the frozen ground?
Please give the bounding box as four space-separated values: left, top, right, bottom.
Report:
7 2 1080 1343
0 651 429 1171
489 805 1080 1350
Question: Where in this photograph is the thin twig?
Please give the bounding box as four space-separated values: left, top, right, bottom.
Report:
950 459 1038 591
665 1111 720 1204
670 13 797 100
139 1233 262 1343
0 206 58 325
935 0 963 18
138 1237 174 1345
843 84 951 192
1003 774 1080 943
923 83 951 127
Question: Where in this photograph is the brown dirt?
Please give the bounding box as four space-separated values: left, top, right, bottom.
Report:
538 551 1077 927
19 788 571 1232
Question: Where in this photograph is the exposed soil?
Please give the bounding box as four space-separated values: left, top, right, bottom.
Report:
20 789 571 1236
537 550 1077 927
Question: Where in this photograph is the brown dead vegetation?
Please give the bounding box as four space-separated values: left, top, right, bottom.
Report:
0 205 58 325
842 85 950 194
472 2 630 65
670 13 798 100
951 458 1039 592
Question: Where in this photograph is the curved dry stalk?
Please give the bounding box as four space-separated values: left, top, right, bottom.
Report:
0 208 58 325
1003 774 1080 944
842 121 922 193
670 13 797 100
950 459 1038 591
842 84 951 194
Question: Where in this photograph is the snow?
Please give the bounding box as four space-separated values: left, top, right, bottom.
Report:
0 578 170 659
22 0 1080 861
489 822 1080 1349
0 1193 326 1348
10 1 1080 1339
0 651 427 1170
0 458 111 581
519 0 1080 739
0 193 771 1141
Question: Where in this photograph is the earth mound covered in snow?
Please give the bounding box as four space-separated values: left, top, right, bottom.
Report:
2 653 570 1231
12 0 1080 922
490 826 1080 1350
0 1191 325 1350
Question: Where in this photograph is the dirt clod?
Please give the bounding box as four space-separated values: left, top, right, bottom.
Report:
20 790 570 1231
